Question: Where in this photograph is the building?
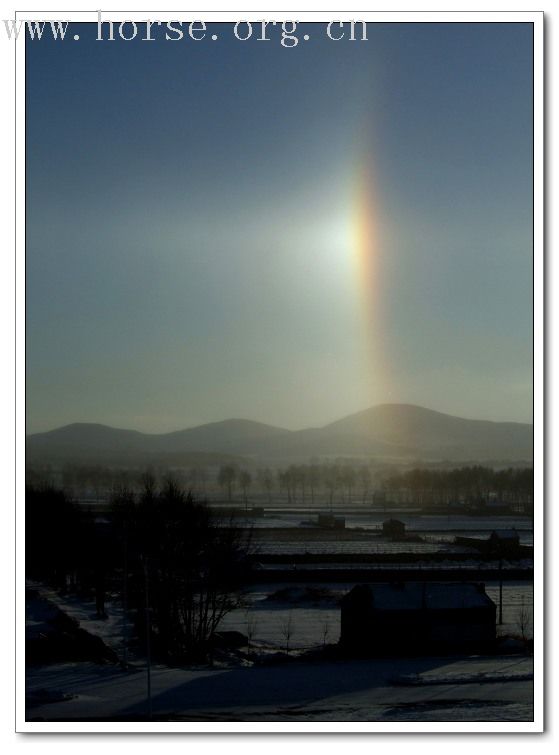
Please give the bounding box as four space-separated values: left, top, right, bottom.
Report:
488 528 521 554
340 582 496 654
454 528 522 555
382 518 406 540
317 514 345 529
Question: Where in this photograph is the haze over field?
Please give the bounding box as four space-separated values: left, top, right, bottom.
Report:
26 403 533 465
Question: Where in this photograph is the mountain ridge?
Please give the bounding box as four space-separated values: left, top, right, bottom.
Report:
26 404 533 466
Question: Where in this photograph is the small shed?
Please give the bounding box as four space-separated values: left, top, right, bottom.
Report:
382 518 406 540
488 528 520 553
317 514 345 530
340 582 496 654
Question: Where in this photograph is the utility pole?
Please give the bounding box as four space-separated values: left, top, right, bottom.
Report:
144 557 152 719
122 533 128 668
498 555 503 625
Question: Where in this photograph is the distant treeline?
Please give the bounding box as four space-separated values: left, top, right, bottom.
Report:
26 461 533 510
382 466 533 509
26 461 381 505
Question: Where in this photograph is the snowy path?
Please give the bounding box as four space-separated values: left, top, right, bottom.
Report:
27 580 132 659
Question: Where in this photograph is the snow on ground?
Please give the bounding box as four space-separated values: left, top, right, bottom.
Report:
254 540 446 555
29 579 533 655
220 582 534 650
26 654 533 722
26 580 534 722
258 558 534 570
241 513 533 544
27 580 133 658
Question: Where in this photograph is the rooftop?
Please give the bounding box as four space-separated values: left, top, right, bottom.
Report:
490 529 520 540
343 582 495 612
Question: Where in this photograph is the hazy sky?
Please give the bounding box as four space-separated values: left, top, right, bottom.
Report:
26 21 533 434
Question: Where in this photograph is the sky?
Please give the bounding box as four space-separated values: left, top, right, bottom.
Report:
26 21 534 434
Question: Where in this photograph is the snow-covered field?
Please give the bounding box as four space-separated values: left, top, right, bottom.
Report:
25 579 534 723
26 654 534 723
30 579 533 656
254 540 447 555
220 582 533 650
241 513 533 543
26 496 535 726
242 513 534 556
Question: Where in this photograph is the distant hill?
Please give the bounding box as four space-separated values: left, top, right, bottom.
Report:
26 405 533 467
318 404 533 463
25 419 289 466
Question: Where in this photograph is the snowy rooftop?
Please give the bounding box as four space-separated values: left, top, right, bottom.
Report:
344 582 495 611
490 529 520 540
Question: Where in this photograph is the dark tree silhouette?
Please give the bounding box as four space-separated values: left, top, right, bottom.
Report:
239 470 252 509
380 465 533 511
111 479 252 661
26 485 86 589
217 465 237 502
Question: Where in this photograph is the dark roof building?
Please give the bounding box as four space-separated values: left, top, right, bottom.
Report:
340 582 496 654
382 518 406 540
488 528 521 554
489 528 520 543
455 527 524 555
317 514 345 529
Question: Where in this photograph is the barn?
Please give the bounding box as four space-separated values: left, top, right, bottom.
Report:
340 582 496 654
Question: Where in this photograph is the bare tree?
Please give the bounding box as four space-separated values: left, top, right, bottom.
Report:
281 611 295 655
246 612 259 657
359 466 371 505
323 465 339 510
340 465 356 504
263 468 273 504
217 465 237 502
308 464 320 506
320 616 331 648
116 479 252 662
239 469 252 511
257 468 274 504
516 596 532 642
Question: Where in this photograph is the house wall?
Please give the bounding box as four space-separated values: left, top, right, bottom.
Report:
340 603 496 653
